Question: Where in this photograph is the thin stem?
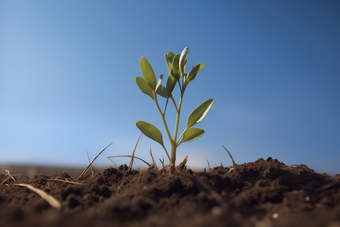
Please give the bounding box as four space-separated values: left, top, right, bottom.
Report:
155 100 172 142
170 95 178 110
173 92 184 143
176 128 187 145
161 144 171 161
163 97 169 115
153 95 173 162
177 80 182 91
170 80 185 173
169 141 176 174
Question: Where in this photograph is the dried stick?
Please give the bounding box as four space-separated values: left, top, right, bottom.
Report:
177 156 188 172
128 133 142 172
47 179 82 185
222 146 236 166
149 146 158 171
206 159 211 172
17 184 61 209
0 171 21 186
107 158 119 169
159 157 165 169
107 155 151 167
158 164 174 171
78 143 113 180
86 151 95 177
5 170 16 182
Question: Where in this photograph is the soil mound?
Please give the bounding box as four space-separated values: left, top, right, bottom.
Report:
1 157 340 227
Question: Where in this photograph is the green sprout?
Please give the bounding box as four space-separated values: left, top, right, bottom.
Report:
135 47 214 173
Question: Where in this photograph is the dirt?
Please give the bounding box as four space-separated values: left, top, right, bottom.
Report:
1 157 340 227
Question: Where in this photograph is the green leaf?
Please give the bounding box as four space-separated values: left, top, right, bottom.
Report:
182 73 188 87
171 54 181 80
179 47 189 76
140 57 156 90
197 62 204 73
165 54 172 75
180 128 205 144
135 77 154 100
166 74 177 97
136 121 164 146
156 84 167 98
186 99 214 129
187 63 203 84
155 74 163 92
155 74 166 98
168 51 175 63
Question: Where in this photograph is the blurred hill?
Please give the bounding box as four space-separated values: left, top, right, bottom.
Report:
0 164 107 180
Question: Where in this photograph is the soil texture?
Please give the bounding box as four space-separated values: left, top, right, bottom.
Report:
1 157 340 227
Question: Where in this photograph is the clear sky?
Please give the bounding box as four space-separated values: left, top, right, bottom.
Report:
1 1 339 175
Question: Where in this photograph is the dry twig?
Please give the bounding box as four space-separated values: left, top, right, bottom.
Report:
159 157 165 169
107 158 119 168
128 133 142 172
78 143 113 180
177 156 188 172
86 151 95 177
149 146 158 171
227 168 234 173
206 159 211 172
0 170 21 186
5 170 16 182
222 146 237 166
16 184 61 209
158 163 174 171
47 179 82 185
107 155 151 167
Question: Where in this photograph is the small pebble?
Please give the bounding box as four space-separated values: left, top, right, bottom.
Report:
211 206 223 216
272 213 279 219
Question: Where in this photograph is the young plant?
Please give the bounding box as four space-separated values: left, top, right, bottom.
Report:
135 47 214 173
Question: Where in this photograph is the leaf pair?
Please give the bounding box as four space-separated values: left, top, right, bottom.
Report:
166 47 188 81
136 98 214 147
186 63 204 84
178 98 214 145
155 74 176 99
168 48 204 88
180 128 204 144
137 56 176 100
135 122 205 147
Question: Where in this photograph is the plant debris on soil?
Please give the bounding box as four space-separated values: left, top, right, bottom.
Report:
1 157 340 227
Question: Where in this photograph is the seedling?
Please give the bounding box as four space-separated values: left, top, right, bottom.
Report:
135 47 214 173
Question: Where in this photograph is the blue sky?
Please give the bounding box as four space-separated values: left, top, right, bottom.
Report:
1 1 339 175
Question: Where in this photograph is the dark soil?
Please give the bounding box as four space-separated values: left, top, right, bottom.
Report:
1 157 340 227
